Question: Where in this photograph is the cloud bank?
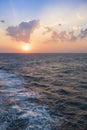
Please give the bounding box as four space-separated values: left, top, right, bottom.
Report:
6 20 40 42
43 26 87 43
6 19 87 44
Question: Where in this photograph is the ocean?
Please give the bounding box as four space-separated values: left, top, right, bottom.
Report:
0 53 87 130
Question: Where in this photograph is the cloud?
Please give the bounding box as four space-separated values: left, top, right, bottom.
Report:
42 25 79 43
79 28 87 39
0 20 5 23
49 30 78 43
73 25 81 30
42 26 53 35
6 19 87 44
6 20 40 42
45 27 52 33
68 31 77 41
43 25 87 43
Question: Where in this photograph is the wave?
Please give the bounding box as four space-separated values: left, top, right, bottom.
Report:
0 69 64 130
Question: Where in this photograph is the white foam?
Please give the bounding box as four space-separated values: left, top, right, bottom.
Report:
0 70 23 86
0 69 64 130
0 70 51 129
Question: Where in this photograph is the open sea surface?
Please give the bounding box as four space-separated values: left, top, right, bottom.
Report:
0 53 87 130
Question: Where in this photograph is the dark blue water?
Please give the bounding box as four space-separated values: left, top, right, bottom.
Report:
0 53 87 130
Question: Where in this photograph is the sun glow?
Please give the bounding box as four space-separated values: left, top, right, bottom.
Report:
22 44 31 51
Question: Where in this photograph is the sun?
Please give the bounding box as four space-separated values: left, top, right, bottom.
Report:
22 44 31 52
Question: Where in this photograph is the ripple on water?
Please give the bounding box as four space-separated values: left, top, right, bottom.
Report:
0 69 64 130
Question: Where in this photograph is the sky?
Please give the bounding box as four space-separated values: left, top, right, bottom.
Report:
0 0 87 53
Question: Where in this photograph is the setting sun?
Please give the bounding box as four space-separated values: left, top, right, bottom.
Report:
22 44 31 52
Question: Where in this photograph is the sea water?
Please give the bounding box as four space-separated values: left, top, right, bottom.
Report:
0 53 87 130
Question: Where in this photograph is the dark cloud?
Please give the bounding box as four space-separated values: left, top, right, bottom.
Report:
79 28 87 39
0 20 5 23
6 20 40 42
